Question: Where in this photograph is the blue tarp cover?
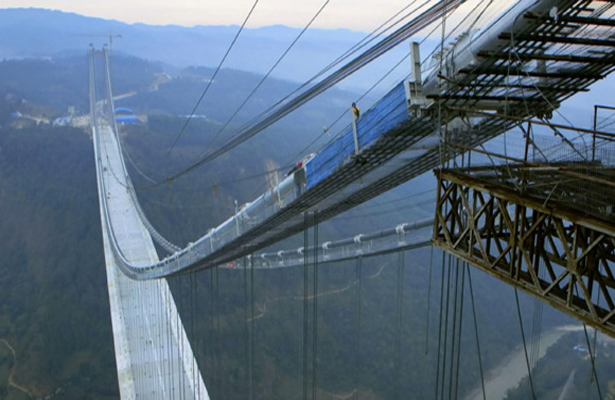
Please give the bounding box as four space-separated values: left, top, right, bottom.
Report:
306 82 408 189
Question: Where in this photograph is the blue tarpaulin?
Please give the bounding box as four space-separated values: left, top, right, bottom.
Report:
306 82 408 189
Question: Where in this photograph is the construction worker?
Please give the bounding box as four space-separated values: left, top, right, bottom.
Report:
286 160 303 177
351 102 360 119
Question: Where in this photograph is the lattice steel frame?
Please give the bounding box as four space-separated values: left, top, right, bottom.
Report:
432 169 615 337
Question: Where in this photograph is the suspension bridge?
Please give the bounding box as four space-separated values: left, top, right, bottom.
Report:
89 0 615 398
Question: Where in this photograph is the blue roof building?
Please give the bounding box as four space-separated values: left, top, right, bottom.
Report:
115 108 139 125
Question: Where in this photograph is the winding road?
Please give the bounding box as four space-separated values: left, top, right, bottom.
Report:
0 338 36 398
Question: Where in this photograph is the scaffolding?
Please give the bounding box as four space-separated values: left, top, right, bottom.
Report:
433 122 615 337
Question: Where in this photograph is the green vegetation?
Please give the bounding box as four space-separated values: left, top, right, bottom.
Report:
0 125 117 398
0 55 162 116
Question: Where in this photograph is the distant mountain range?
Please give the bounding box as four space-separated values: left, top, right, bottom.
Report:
1 7 613 126
0 8 409 91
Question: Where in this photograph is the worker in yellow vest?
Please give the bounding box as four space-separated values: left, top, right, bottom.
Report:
351 102 360 119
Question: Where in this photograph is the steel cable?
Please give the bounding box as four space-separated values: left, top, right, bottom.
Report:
200 0 333 152
514 288 537 400
167 0 261 154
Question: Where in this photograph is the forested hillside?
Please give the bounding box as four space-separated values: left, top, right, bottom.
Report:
0 125 117 398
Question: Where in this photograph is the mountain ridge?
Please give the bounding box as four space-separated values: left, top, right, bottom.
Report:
0 7 408 91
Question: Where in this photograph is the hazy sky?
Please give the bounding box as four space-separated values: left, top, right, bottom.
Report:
3 0 515 31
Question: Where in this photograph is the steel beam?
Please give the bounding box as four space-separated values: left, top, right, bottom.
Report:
433 169 615 338
499 32 615 47
525 12 615 27
477 50 615 65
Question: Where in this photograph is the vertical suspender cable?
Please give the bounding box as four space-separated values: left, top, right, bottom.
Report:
426 245 435 354
466 265 486 400
215 266 222 398
159 281 164 400
180 278 185 398
171 279 177 399
514 288 537 400
323 252 330 391
303 212 310 400
395 251 405 399
209 268 215 397
250 255 255 400
179 277 186 400
209 269 216 398
312 212 319 400
355 256 363 400
583 324 603 399
453 262 466 400
167 279 174 399
448 259 461 400
435 252 446 399
172 279 179 399
156 281 161 400
193 270 200 399
440 257 452 399
244 257 250 398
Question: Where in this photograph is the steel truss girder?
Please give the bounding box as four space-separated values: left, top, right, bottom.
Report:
432 169 615 338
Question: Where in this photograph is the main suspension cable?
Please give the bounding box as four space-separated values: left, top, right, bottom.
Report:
167 0 261 154
200 0 333 152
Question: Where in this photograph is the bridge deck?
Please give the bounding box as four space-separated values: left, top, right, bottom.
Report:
94 124 208 399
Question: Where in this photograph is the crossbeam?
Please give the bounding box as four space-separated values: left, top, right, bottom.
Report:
458 66 603 80
477 50 615 65
524 11 615 27
499 32 615 47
